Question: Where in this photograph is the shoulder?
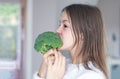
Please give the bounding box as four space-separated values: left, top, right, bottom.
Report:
76 62 106 79
77 70 105 79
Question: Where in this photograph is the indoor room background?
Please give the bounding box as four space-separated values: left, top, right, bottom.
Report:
0 0 120 79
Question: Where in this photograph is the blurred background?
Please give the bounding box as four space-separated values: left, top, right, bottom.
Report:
0 0 120 79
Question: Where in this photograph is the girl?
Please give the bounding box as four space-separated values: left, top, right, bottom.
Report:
33 4 108 79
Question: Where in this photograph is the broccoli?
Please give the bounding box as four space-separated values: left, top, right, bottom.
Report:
34 31 63 54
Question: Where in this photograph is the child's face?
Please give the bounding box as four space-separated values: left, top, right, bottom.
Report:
56 11 75 51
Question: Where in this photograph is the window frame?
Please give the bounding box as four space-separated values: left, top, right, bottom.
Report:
0 3 22 70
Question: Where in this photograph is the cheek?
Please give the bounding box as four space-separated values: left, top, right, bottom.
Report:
62 31 74 49
64 34 74 43
67 36 74 45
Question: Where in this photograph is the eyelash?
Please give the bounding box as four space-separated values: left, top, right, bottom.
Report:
63 24 68 28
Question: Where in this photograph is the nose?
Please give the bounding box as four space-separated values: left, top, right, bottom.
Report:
56 26 62 34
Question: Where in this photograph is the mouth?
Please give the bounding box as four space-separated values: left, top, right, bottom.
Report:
59 34 62 41
56 33 62 40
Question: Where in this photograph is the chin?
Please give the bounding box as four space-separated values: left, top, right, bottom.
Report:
57 47 63 51
58 46 67 51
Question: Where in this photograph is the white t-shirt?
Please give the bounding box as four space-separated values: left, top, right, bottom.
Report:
33 62 106 79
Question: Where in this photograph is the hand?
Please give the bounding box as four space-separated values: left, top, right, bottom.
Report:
38 49 55 78
46 49 66 79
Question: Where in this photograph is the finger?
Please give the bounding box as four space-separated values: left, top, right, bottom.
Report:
59 53 66 71
60 52 66 67
43 49 54 58
62 55 66 67
50 55 55 64
62 57 66 72
47 57 52 67
54 49 59 65
57 51 62 66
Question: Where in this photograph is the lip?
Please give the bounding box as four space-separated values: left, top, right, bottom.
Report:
56 32 62 39
59 34 62 41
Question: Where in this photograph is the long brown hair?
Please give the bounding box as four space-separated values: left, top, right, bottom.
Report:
63 4 108 79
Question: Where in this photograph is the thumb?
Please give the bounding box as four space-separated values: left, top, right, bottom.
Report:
47 57 52 67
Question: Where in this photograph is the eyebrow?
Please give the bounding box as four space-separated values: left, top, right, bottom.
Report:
59 20 69 23
62 20 69 23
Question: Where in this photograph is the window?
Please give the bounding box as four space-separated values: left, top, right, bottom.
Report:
0 3 21 79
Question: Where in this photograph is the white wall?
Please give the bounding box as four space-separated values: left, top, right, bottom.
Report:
98 0 120 57
32 0 58 74
97 0 120 78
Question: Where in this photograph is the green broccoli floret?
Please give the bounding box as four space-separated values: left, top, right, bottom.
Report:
34 31 63 54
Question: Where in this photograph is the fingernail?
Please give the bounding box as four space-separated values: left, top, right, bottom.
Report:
56 48 58 51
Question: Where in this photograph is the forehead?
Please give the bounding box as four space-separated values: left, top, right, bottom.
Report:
61 11 70 22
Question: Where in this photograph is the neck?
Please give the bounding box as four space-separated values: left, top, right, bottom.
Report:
69 48 82 64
